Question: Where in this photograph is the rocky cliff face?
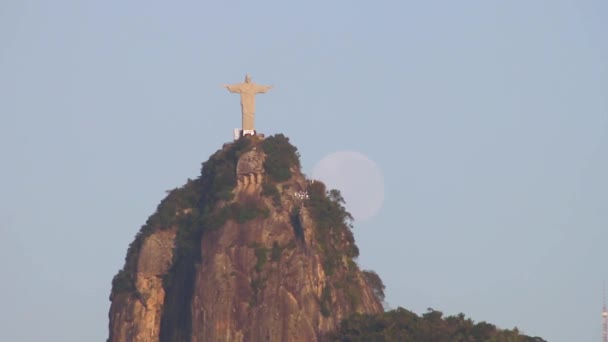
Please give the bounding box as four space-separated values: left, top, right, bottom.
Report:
109 229 176 341
108 135 383 342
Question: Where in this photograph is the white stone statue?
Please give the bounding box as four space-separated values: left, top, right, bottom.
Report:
223 74 273 132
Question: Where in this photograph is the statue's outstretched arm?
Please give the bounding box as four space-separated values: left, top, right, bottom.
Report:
223 84 242 93
256 85 273 94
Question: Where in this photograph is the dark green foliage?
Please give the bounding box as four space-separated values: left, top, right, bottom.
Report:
343 274 362 308
330 307 546 342
305 181 365 315
320 284 332 317
249 296 257 307
113 138 263 340
201 205 228 230
216 201 269 226
323 258 337 277
306 182 358 278
200 136 253 203
111 269 134 295
202 200 269 231
261 134 300 182
333 276 362 311
111 178 203 299
261 182 281 207
250 276 266 307
362 270 385 302
328 189 345 207
238 201 270 222
308 184 354 232
254 246 269 272
111 137 255 300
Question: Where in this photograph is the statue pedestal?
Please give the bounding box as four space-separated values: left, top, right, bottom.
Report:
233 128 259 141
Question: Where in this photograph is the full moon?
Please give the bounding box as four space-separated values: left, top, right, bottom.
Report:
312 151 384 222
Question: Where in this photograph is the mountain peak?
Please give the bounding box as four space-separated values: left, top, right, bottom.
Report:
108 134 383 342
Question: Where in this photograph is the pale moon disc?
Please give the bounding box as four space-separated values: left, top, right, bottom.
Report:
312 151 384 222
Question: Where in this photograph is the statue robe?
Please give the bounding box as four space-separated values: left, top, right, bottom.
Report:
225 82 272 131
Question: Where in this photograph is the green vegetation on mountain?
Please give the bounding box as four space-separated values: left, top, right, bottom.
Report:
109 133 544 341
111 135 263 298
362 270 385 303
329 307 546 342
301 180 368 313
261 133 300 182
306 182 357 276
261 181 281 207
111 177 202 297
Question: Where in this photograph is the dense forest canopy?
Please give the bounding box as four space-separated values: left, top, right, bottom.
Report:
330 307 546 342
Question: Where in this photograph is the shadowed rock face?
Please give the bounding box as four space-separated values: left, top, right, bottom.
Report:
188 195 382 342
109 229 176 342
236 149 265 191
236 149 265 176
108 140 382 342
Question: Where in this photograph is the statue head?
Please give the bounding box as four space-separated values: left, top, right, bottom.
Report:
244 74 251 83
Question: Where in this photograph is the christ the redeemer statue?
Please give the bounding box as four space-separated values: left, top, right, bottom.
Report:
223 74 273 133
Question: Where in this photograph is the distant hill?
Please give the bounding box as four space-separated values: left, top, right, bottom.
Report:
329 307 546 341
108 134 544 342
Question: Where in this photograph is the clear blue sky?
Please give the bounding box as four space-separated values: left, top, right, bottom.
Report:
1 1 606 341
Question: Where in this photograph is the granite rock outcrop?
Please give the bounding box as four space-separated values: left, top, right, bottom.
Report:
108 135 383 342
